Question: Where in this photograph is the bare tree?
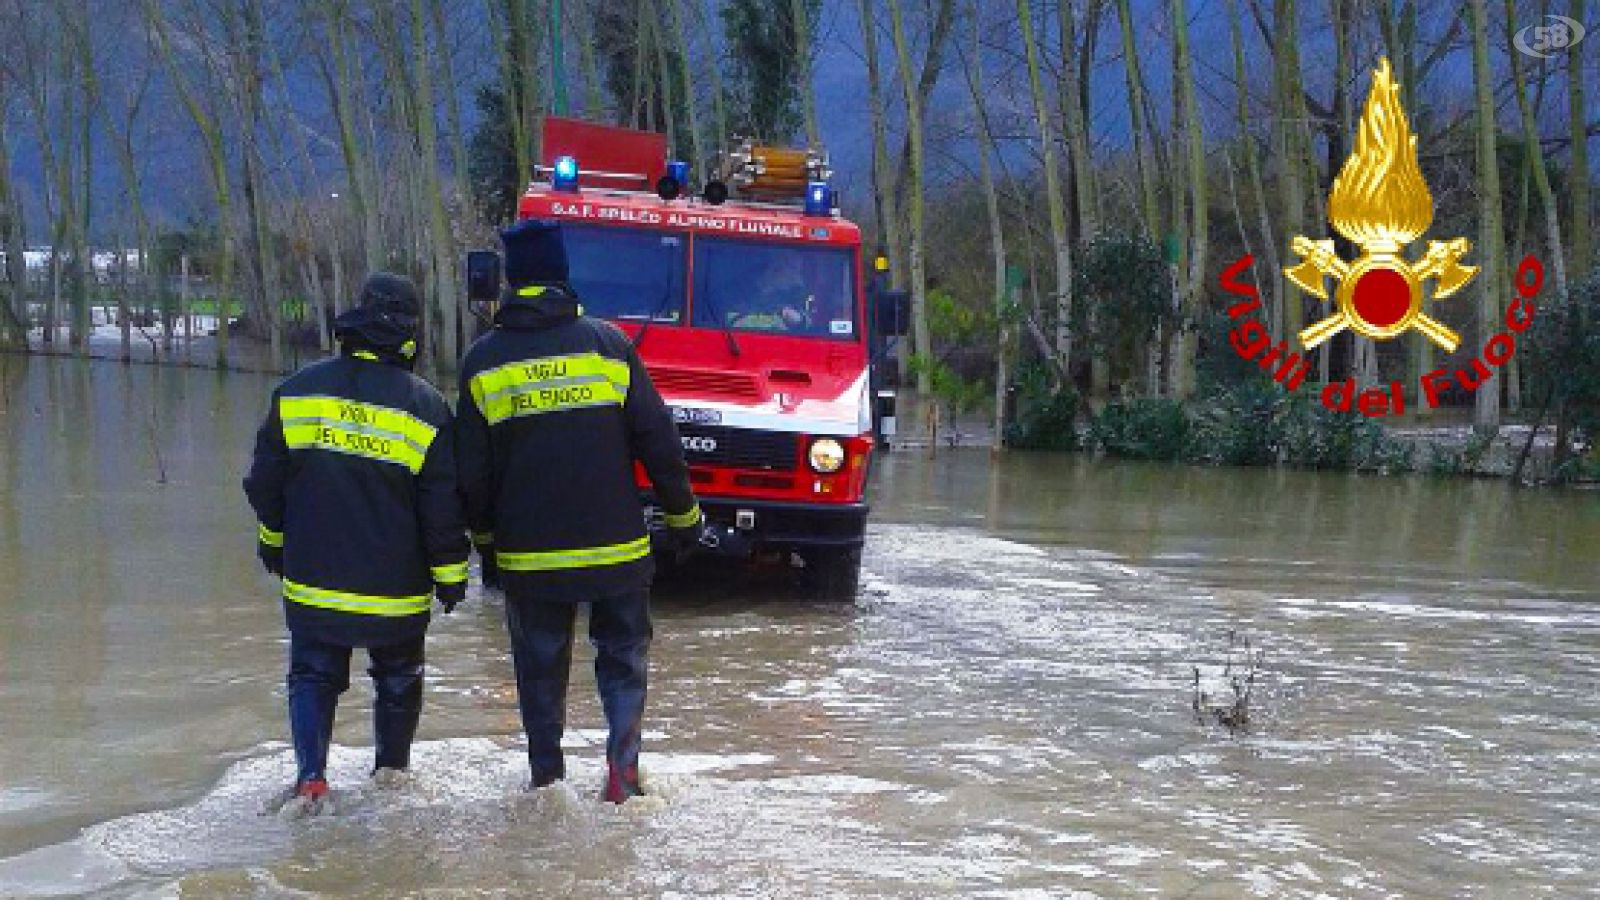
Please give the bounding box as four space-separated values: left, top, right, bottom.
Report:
1017 0 1072 379
1468 0 1504 431
886 0 933 397
957 0 1010 445
1568 0 1591 274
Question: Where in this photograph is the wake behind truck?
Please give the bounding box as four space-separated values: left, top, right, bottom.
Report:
466 117 907 599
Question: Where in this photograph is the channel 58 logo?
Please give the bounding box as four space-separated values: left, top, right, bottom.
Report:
1514 15 1587 58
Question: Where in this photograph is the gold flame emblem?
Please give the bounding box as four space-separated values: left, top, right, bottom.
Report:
1286 58 1476 352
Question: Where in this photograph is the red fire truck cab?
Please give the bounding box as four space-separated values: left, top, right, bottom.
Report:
468 118 905 598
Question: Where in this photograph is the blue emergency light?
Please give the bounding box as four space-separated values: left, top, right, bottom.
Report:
667 160 689 187
552 155 579 191
804 181 833 216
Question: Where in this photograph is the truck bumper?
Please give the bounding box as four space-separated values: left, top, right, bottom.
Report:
645 495 869 557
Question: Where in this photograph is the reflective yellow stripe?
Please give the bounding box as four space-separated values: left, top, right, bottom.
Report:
469 353 632 425
497 536 652 572
517 286 546 297
663 504 701 528
280 395 437 474
472 531 495 546
258 523 284 547
352 350 379 360
431 561 469 584
283 579 431 617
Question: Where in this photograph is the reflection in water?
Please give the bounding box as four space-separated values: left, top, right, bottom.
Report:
1 357 1596 896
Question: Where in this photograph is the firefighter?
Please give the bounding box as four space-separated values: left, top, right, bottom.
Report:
243 273 469 815
455 219 703 803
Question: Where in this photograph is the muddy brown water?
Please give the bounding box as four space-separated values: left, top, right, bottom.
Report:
1 356 1596 897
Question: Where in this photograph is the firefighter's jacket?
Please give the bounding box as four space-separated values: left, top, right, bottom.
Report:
244 350 470 647
455 284 700 602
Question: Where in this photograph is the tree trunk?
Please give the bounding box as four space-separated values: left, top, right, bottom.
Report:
959 0 1010 445
1226 0 1279 334
238 0 282 372
411 0 460 372
1057 0 1097 233
1568 0 1591 275
1506 0 1567 418
501 0 536 190
647 13 676 151
431 0 474 225
321 0 382 271
886 0 933 398
147 0 234 367
792 0 820 146
668 0 705 173
1170 0 1206 398
857 0 906 380
1059 0 1103 399
1114 0 1159 240
1469 0 1504 431
1017 0 1073 381
1274 0 1308 352
0 81 30 350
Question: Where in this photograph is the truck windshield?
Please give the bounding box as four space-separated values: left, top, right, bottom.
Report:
691 238 857 340
565 225 686 323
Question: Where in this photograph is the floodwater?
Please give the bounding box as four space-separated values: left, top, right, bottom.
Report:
1 355 1597 898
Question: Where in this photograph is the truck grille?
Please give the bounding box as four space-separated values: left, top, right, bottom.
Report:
678 424 798 470
647 366 762 400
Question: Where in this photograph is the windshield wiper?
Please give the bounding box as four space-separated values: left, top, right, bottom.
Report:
696 292 742 358
629 282 675 351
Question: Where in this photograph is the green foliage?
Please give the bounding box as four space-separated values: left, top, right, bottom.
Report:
1087 397 1191 461
1069 233 1175 389
1195 308 1267 393
909 288 992 425
1523 270 1600 477
1188 379 1282 466
1421 431 1495 477
1276 392 1413 471
721 0 818 141
908 353 987 416
593 3 693 158
926 286 991 346
1005 363 1079 450
467 85 519 225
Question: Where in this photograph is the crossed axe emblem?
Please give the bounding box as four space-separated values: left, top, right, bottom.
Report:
1286 236 1477 353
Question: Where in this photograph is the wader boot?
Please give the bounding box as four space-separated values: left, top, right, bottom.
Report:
505 590 652 799
592 591 651 803
287 637 350 788
506 599 575 787
370 637 426 774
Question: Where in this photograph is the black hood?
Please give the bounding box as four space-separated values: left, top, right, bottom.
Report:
334 272 420 364
494 283 581 331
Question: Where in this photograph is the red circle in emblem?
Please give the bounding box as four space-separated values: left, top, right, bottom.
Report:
1350 268 1411 328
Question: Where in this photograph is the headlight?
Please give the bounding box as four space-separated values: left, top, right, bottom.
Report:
808 438 845 473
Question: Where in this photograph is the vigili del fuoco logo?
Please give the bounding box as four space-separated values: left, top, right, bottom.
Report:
1219 58 1543 418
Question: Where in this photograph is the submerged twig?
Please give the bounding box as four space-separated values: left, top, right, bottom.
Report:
1192 630 1264 735
145 381 168 485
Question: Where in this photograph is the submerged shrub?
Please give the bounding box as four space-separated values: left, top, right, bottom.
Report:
1006 363 1080 451
1189 381 1284 466
1088 397 1191 461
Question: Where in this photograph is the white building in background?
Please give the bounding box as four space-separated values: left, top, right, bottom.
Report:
0 247 145 280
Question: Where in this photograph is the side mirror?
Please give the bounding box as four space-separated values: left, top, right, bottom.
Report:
872 289 910 338
465 250 502 303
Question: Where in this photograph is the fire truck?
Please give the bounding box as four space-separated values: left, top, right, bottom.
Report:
466 117 907 599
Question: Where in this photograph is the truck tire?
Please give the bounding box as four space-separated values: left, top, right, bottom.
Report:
803 545 862 602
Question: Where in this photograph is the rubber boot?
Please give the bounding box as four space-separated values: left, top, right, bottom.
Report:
591 592 651 800
602 762 644 804
287 639 351 785
370 637 425 773
506 599 576 788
